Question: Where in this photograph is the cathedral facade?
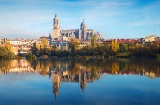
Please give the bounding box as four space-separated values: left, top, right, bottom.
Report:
52 14 101 41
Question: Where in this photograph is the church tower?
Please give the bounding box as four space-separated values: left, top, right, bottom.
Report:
52 14 61 40
80 19 87 40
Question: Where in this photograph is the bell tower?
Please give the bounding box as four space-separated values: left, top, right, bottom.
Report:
80 19 87 40
52 14 61 40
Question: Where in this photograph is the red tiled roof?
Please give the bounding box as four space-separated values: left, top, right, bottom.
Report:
53 40 68 42
103 39 140 44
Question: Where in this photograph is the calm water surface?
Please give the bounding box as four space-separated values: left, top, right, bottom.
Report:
0 59 160 105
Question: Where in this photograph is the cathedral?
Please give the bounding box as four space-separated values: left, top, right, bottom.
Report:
52 14 102 41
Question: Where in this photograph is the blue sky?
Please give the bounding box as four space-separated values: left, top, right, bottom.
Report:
0 0 160 39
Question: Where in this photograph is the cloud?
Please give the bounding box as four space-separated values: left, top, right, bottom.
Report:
0 26 46 39
129 0 160 26
0 0 160 39
0 3 53 38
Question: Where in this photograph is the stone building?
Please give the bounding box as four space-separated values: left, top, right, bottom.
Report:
144 35 157 42
35 36 50 50
52 14 102 41
52 14 61 39
50 40 69 51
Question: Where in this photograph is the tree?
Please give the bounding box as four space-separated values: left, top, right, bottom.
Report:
128 42 136 52
0 47 15 59
69 38 80 53
32 42 40 56
5 41 11 51
0 47 6 58
111 39 119 56
42 37 48 48
119 43 128 53
91 34 97 48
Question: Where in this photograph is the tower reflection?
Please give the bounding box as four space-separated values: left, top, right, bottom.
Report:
0 58 160 100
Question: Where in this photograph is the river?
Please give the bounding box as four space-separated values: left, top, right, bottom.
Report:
0 58 160 105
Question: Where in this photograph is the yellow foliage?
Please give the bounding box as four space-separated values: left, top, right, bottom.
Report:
111 40 119 52
111 62 119 74
36 43 41 50
43 37 47 48
5 41 11 51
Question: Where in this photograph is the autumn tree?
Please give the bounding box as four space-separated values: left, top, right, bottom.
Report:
69 38 80 53
42 37 48 48
0 46 15 59
5 41 11 51
111 39 119 56
0 47 6 58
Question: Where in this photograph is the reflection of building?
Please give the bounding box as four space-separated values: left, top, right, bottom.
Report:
0 59 35 74
52 72 61 98
79 73 87 92
51 70 102 98
145 72 156 79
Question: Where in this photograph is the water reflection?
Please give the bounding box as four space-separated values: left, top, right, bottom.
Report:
0 59 160 100
0 59 160 78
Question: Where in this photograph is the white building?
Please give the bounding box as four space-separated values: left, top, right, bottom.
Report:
50 40 69 51
144 35 157 42
9 39 22 45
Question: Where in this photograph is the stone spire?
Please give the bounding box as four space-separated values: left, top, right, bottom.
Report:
52 14 61 40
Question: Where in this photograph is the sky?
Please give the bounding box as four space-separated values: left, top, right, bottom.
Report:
0 0 160 39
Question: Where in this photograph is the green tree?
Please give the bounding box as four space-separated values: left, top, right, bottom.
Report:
32 42 40 56
0 47 15 59
69 38 80 53
91 35 97 48
128 42 136 53
119 43 128 53
0 47 6 58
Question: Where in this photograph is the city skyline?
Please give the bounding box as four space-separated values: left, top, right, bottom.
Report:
0 0 160 39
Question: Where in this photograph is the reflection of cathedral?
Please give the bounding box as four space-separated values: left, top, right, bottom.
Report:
51 70 102 98
1 59 160 102
79 73 87 92
52 72 61 99
52 14 102 40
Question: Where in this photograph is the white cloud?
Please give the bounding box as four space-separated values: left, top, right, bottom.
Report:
0 0 160 39
0 26 47 39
